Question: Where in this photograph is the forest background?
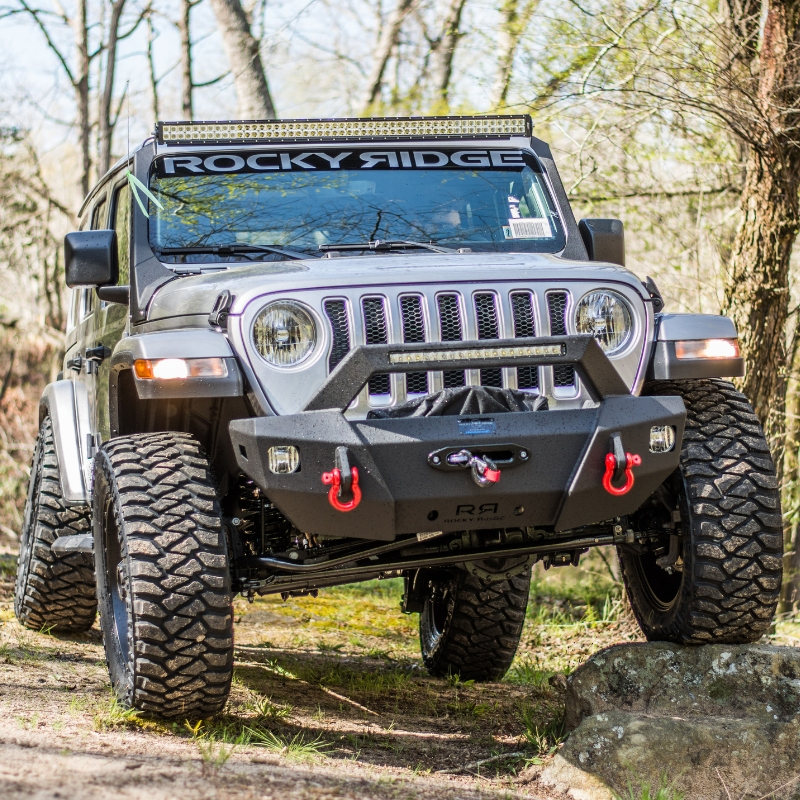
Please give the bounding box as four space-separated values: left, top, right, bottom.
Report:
1 0 799 612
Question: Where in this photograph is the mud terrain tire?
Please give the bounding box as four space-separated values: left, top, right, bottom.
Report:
419 567 530 680
619 379 782 643
15 416 96 632
94 432 233 718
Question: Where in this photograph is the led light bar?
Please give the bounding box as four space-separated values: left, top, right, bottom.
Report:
389 344 563 365
157 115 532 145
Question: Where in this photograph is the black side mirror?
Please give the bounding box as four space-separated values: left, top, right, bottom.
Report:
578 219 625 267
64 230 118 287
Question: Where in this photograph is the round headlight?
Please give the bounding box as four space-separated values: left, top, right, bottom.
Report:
575 290 632 354
253 302 316 366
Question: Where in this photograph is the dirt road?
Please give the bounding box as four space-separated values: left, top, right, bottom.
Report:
0 555 642 799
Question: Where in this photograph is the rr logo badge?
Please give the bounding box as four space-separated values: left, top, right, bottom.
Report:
455 503 499 516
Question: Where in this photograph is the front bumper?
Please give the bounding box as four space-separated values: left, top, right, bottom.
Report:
229 336 686 540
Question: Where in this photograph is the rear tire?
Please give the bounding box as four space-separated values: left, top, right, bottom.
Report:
94 432 233 718
619 379 782 643
14 416 96 632
419 566 530 680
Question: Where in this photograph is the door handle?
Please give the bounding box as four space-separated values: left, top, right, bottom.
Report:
85 345 111 362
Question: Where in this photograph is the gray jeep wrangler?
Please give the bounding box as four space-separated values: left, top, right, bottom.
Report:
15 115 782 719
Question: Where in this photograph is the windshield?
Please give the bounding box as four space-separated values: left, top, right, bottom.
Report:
148 148 565 263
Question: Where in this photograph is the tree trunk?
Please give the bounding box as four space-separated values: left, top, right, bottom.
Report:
98 0 126 175
489 0 539 110
73 0 91 197
429 0 468 108
723 148 799 461
722 0 800 468
147 11 160 125
360 0 416 114
178 0 194 119
209 0 275 119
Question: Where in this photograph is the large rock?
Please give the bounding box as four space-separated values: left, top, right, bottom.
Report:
541 643 800 800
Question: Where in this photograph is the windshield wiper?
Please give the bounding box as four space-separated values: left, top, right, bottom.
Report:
318 239 457 255
155 243 316 261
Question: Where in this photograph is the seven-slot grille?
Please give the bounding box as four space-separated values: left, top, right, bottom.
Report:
324 288 579 403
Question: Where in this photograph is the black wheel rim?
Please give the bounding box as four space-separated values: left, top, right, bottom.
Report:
632 474 687 611
423 578 454 649
103 497 130 665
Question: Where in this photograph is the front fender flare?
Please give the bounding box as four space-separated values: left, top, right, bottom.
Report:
39 381 89 504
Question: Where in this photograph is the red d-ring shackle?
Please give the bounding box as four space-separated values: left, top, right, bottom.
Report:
321 466 362 512
602 452 642 496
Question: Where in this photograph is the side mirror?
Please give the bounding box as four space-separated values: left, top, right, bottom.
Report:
578 219 625 267
64 230 118 287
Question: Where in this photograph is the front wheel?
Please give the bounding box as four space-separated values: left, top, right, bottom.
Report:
619 379 782 643
419 563 530 680
94 432 234 718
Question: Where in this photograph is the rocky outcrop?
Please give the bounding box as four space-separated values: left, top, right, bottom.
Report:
540 642 800 800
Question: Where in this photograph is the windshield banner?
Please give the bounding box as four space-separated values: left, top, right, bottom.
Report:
155 149 534 176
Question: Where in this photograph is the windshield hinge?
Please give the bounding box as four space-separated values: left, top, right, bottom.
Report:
209 290 235 329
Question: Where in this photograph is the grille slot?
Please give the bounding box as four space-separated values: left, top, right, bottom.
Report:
323 299 351 372
400 295 428 394
437 294 465 388
362 297 390 395
474 292 502 388
547 291 575 387
511 291 538 389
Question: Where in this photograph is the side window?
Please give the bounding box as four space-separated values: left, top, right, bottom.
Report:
80 287 95 320
113 185 131 285
92 197 107 230
66 288 80 332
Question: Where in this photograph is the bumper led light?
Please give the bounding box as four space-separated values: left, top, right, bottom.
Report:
389 344 563 364
158 115 531 144
134 358 228 380
268 445 300 474
675 339 739 360
649 425 676 453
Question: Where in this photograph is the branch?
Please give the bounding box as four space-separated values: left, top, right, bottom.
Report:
194 70 230 87
572 184 738 201
15 0 75 84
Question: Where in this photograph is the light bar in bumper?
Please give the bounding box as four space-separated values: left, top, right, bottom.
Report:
228 337 687 540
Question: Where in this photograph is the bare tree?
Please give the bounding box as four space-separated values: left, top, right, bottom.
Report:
490 0 539 110
360 0 417 114
428 0 468 107
98 0 128 173
146 7 160 122
209 0 275 118
13 0 144 191
177 0 198 118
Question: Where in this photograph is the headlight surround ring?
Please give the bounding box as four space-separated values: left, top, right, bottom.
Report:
252 301 317 367
574 289 633 355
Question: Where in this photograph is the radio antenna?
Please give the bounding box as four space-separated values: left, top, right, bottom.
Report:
126 79 131 170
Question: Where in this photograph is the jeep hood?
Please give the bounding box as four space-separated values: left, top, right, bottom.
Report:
144 253 649 325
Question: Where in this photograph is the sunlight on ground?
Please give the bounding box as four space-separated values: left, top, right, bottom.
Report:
0 547 646 792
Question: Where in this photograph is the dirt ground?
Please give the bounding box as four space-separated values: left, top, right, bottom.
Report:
0 548 644 800
4 547 793 800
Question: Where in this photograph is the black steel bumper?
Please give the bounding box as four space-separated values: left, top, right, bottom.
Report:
229 337 686 540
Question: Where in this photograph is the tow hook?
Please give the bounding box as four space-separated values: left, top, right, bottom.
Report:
321 446 362 512
602 432 641 496
447 449 501 488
